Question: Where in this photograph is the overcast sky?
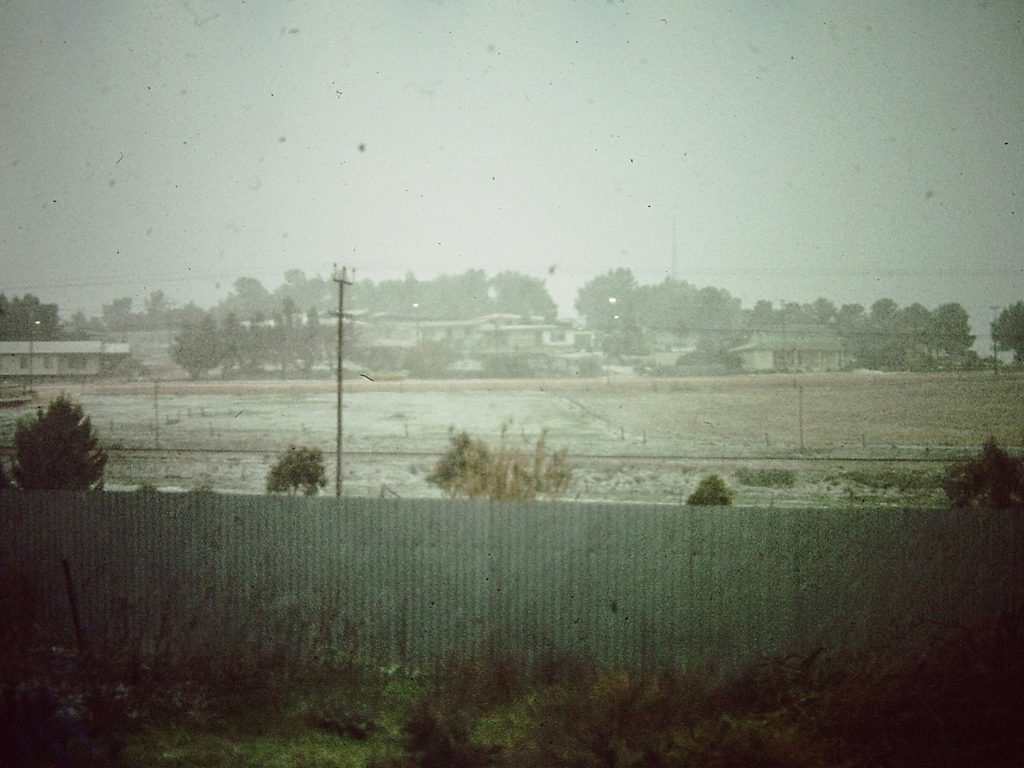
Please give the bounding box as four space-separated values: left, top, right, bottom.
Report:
1 0 1022 341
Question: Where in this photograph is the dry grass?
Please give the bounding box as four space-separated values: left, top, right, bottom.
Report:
564 371 1024 450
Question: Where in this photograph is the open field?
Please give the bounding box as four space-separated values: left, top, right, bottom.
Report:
2 371 1021 505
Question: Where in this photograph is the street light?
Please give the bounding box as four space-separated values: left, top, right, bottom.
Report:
412 303 421 346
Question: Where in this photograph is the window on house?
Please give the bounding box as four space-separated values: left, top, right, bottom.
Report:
66 355 88 370
19 356 29 370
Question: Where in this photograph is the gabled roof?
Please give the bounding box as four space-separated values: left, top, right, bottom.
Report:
731 330 842 353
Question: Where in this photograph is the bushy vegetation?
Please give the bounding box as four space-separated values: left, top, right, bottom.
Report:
944 437 1024 509
11 394 107 491
267 444 328 496
6 606 1018 767
839 467 940 492
686 473 734 506
427 428 571 502
736 467 797 487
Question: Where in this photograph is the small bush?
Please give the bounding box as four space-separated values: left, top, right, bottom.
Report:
687 474 734 506
506 668 707 768
943 437 1024 509
375 696 497 768
736 468 797 488
267 445 327 496
427 427 570 502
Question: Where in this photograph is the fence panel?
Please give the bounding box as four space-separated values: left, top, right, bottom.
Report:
2 492 1021 672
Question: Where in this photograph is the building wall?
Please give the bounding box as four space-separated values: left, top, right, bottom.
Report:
739 349 775 371
0 352 103 377
2 493 1019 673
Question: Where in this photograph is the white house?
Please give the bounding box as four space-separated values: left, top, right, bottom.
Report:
730 330 844 372
0 341 132 379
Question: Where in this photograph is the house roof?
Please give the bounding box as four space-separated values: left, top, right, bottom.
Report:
0 341 131 355
731 332 842 353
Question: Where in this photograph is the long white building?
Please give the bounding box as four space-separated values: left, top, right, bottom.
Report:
0 341 131 379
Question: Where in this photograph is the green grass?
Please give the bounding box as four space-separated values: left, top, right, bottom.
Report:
123 727 376 768
736 467 797 487
832 467 943 492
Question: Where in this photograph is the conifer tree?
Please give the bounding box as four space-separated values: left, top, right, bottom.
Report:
13 395 107 490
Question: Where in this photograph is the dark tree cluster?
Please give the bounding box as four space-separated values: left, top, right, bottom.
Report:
60 291 209 338
0 294 60 341
574 271 745 358
211 269 558 325
350 269 557 322
173 306 330 380
992 301 1024 363
829 299 976 370
573 270 984 371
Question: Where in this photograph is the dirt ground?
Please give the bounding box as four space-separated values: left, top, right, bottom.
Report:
2 371 1020 505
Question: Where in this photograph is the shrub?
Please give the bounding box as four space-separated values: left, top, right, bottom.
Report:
943 437 1023 509
844 468 937 492
426 427 570 502
687 473 734 506
506 668 710 768
736 468 796 488
12 394 107 491
267 445 327 496
373 696 497 768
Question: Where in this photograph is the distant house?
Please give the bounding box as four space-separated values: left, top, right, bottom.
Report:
353 312 595 376
730 330 844 372
0 341 132 379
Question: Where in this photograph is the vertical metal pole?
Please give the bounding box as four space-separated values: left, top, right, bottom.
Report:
798 384 805 453
154 380 160 450
28 318 40 395
333 265 351 498
336 269 343 497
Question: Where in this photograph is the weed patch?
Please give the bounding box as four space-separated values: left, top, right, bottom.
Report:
736 467 797 487
5 605 1021 767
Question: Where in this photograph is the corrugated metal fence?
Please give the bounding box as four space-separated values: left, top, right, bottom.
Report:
1 492 1021 673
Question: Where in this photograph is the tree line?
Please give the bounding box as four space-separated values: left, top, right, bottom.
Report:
4 268 1024 373
574 269 1007 371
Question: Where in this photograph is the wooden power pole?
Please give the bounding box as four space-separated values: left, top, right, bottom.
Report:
333 265 352 497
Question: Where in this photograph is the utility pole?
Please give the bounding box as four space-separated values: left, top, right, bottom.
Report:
798 384 805 453
154 380 160 450
333 265 352 498
28 319 40 396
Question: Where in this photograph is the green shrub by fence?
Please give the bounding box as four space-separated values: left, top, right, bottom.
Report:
1 492 1020 674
